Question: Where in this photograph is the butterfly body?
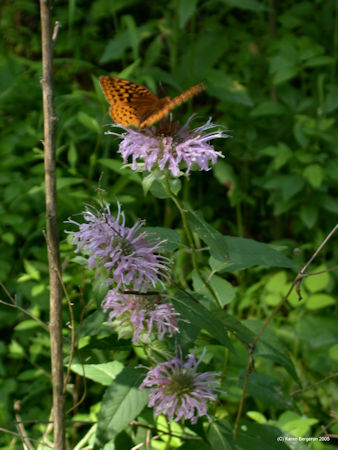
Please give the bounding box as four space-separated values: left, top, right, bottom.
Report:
99 76 205 128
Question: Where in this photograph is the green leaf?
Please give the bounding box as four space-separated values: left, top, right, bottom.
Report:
223 0 267 12
210 236 296 273
172 291 235 353
148 179 168 198
271 143 292 170
303 55 334 68
237 422 291 450
99 159 142 184
273 65 299 85
265 271 288 295
261 174 304 201
303 266 330 292
299 204 318 229
296 315 338 348
122 15 140 60
250 101 287 117
77 111 100 132
293 115 311 148
23 259 40 281
14 320 41 331
303 164 324 188
246 320 300 384
70 361 124 385
180 439 212 450
142 172 158 196
178 0 198 28
246 411 267 424
242 372 294 408
217 311 255 345
207 70 253 106
95 366 149 447
100 26 149 63
143 227 180 252
192 272 235 307
92 266 109 302
277 411 318 437
207 420 236 450
80 309 107 337
68 143 78 169
305 293 335 310
187 210 229 261
148 177 182 198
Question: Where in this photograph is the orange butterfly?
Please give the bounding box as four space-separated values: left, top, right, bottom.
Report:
99 76 205 128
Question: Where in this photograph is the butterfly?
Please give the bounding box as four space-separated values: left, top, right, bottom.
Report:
99 76 205 128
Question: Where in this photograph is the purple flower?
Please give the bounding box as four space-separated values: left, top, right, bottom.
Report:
106 116 228 177
140 349 219 424
66 203 171 291
102 289 179 343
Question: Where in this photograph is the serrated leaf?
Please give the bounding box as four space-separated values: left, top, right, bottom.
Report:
192 272 235 307
207 420 236 450
241 372 294 409
143 226 180 252
246 320 300 384
80 309 107 337
217 311 255 345
188 210 296 271
71 361 124 385
210 238 296 273
171 291 235 353
237 422 291 450
95 366 149 447
187 210 229 261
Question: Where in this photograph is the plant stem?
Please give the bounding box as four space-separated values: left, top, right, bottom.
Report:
39 1 65 448
164 179 221 308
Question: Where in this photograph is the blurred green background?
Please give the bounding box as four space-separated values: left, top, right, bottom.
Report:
0 0 337 447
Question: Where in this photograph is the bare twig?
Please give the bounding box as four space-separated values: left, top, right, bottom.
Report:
39 2 65 447
290 373 338 396
0 428 53 448
14 401 35 450
296 224 338 298
52 21 61 49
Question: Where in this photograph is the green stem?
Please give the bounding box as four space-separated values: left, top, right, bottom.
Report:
164 178 222 308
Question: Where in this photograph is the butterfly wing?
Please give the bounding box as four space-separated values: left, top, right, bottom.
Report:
139 82 206 128
100 76 160 127
100 76 205 128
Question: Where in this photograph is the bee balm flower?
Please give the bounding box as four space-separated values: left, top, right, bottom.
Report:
107 116 228 177
66 202 171 291
140 350 219 424
102 289 179 343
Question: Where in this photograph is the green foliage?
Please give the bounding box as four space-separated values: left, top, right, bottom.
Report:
0 0 337 448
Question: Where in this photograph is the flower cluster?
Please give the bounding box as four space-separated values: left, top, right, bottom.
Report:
66 202 180 343
66 202 170 291
102 289 179 343
67 114 225 423
107 116 228 177
141 350 219 424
